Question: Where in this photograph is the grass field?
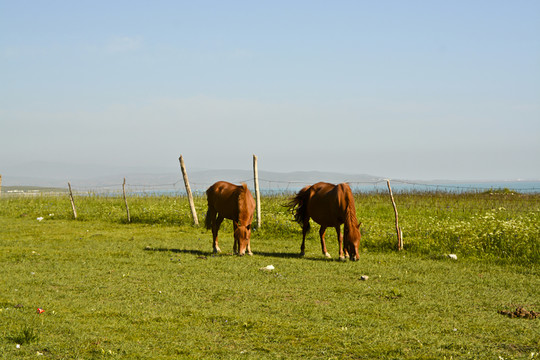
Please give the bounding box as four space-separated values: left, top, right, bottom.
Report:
1 193 539 359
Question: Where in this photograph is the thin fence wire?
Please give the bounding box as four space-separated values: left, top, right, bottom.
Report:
3 177 540 197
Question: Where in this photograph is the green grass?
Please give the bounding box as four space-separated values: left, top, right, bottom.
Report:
6 325 38 345
1 193 539 359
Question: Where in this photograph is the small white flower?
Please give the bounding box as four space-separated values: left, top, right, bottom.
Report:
16 344 21 349
448 254 458 260
259 265 274 271
36 217 44 221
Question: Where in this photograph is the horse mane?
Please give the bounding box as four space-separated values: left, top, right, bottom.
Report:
341 183 359 230
237 183 249 221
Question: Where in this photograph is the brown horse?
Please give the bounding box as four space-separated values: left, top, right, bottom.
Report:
288 182 361 261
205 181 256 256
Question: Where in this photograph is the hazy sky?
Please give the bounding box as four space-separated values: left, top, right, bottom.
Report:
1 1 539 180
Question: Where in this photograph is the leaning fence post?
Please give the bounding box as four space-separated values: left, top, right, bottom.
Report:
68 182 78 219
253 154 262 229
386 179 403 251
179 155 199 226
122 177 131 223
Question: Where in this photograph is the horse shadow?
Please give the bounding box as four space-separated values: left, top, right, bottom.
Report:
143 246 211 257
252 251 303 259
257 251 344 262
144 246 338 262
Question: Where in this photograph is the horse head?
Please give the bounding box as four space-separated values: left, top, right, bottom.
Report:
233 221 252 256
344 223 361 261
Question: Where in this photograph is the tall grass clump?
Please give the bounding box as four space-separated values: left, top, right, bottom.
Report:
380 191 540 264
7 325 38 345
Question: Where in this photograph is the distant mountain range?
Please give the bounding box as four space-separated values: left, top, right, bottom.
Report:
0 162 383 190
3 162 538 194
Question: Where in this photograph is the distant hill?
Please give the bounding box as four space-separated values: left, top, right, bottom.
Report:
3 163 538 194
1 162 383 190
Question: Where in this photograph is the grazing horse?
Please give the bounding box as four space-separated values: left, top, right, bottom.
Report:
288 182 361 261
205 181 256 256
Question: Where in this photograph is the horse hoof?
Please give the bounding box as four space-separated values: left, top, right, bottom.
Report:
300 251 305 257
247 252 253 256
213 247 221 254
324 252 332 258
339 256 346 262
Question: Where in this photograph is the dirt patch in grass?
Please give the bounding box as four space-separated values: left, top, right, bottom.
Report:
498 306 539 319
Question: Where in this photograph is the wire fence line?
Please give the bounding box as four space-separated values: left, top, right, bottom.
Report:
3 177 540 197
64 178 539 222
70 178 540 195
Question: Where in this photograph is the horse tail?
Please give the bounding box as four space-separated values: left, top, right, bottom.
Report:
205 208 213 230
287 185 311 232
205 187 215 230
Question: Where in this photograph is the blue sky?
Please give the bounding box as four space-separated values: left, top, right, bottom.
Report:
1 0 539 180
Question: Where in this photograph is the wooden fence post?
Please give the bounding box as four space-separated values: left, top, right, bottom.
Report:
68 182 78 219
253 154 262 229
386 179 403 251
122 177 131 223
179 155 199 226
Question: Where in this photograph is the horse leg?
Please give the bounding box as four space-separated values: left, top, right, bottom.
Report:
319 226 331 258
300 220 309 256
232 221 239 255
246 225 253 256
336 226 346 261
212 215 224 253
246 240 253 256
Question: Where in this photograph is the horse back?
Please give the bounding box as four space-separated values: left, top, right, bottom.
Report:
207 181 254 222
305 182 341 226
